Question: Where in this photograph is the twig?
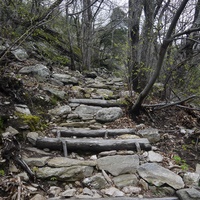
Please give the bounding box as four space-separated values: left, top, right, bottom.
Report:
176 104 200 111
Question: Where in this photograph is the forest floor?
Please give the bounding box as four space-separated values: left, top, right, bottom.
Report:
107 106 200 171
0 65 200 199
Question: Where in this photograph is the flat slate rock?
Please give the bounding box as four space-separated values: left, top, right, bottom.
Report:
97 155 139 176
137 163 184 190
176 187 200 200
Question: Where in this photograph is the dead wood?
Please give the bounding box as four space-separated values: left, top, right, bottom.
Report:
36 137 151 152
1 134 35 181
143 95 197 110
52 128 136 137
55 197 179 200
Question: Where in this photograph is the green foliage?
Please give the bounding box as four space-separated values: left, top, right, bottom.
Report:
16 113 40 131
173 155 182 165
0 169 5 176
50 177 57 181
182 144 188 151
33 29 70 65
173 155 188 171
50 95 59 105
32 166 39 173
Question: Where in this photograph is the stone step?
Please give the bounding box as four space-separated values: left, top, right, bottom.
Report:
69 98 124 107
52 128 136 137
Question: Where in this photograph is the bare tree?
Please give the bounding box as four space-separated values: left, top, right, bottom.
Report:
131 0 200 115
139 0 156 91
81 0 93 71
128 0 143 92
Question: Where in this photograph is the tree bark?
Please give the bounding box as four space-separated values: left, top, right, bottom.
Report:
52 128 136 137
81 0 93 71
66 4 76 71
131 0 190 115
128 0 143 92
36 138 151 152
139 0 155 90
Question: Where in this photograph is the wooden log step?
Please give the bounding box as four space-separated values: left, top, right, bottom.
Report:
36 137 151 152
52 128 136 137
49 197 179 200
69 98 124 107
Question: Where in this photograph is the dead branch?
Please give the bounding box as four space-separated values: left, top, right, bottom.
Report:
143 95 198 110
1 134 35 181
176 105 200 111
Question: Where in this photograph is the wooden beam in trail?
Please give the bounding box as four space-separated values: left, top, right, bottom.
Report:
49 197 179 200
69 98 124 107
52 128 136 137
35 137 151 152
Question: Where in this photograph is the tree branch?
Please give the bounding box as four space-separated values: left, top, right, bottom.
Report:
143 95 198 110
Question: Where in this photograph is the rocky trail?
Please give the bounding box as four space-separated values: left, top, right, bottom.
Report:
0 58 200 200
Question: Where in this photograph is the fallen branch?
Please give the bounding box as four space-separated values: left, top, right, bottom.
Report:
143 95 198 110
176 104 200 111
1 134 35 181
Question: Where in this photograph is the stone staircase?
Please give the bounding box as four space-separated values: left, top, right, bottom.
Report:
34 98 152 156
8 66 198 199
26 86 182 199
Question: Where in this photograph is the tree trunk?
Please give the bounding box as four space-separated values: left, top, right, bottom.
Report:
81 0 93 71
66 4 76 71
131 0 190 115
128 0 143 92
139 0 155 90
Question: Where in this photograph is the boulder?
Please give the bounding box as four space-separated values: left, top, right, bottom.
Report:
48 105 71 116
74 105 102 120
137 163 184 189
11 47 28 61
183 172 200 187
37 166 93 181
113 174 138 188
47 157 96 167
177 188 200 200
83 173 108 189
97 155 139 176
137 128 160 143
52 73 78 85
19 64 50 79
148 151 163 162
95 107 123 123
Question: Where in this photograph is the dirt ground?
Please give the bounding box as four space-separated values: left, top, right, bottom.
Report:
0 73 200 199
108 106 200 171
